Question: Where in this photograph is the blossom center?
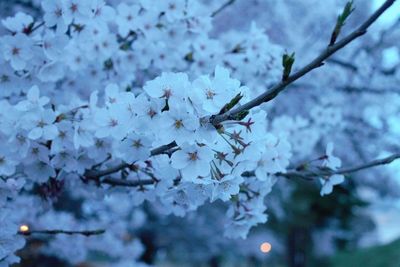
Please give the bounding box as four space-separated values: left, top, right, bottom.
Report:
147 108 156 118
12 47 20 55
37 120 46 128
188 152 198 161
174 119 183 129
70 4 78 13
109 119 118 127
206 89 215 99
132 139 142 148
55 9 62 17
163 88 172 98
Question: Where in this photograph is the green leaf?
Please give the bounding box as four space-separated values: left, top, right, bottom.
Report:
234 110 249 121
329 0 355 45
218 93 243 114
282 52 295 81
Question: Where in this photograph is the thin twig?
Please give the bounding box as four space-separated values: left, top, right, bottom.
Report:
211 0 236 17
335 152 400 174
101 177 154 187
327 58 358 71
84 142 177 180
30 21 45 33
210 0 397 125
282 153 400 179
18 229 106 236
341 86 399 94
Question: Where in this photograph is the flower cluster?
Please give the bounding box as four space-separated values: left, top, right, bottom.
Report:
319 143 345 196
0 64 294 262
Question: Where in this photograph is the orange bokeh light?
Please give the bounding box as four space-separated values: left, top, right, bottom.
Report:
19 224 29 232
260 242 272 253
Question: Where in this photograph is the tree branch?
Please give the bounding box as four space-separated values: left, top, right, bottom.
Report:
18 229 106 236
282 152 400 179
211 0 236 17
84 142 177 180
210 0 397 125
94 152 400 187
327 58 358 71
101 177 154 187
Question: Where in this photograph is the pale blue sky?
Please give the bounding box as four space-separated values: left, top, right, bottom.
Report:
373 0 400 26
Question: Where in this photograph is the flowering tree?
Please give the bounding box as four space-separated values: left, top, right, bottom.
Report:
0 0 399 266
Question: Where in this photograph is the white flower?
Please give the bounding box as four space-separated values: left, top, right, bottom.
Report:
143 72 190 107
73 118 95 149
16 86 49 111
91 0 116 24
61 0 93 24
2 12 33 33
115 3 140 36
320 174 344 196
116 133 152 163
24 161 56 183
94 106 131 140
0 149 17 176
191 66 241 114
322 142 341 169
42 0 67 33
160 0 186 22
23 110 58 140
1 33 33 70
42 32 69 61
211 175 243 202
171 144 214 181
158 105 200 145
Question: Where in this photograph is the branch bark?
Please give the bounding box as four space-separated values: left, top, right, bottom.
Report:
18 229 106 236
84 142 177 180
101 177 154 187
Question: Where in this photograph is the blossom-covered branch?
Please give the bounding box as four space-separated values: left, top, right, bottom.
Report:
81 0 396 184
84 141 177 179
96 152 400 188
210 0 397 125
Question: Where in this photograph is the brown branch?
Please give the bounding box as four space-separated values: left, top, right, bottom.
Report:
210 0 397 125
101 177 154 187
282 152 400 179
94 152 400 187
341 86 399 94
84 141 177 180
327 58 358 71
18 229 105 236
211 0 236 17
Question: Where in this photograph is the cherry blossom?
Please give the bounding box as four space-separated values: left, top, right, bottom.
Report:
1 33 33 71
320 174 345 196
171 143 214 182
